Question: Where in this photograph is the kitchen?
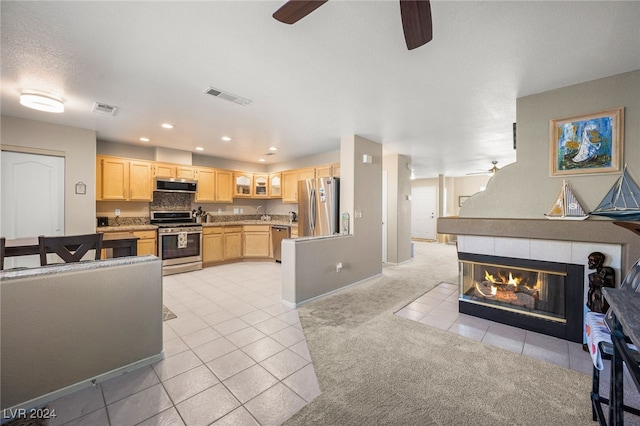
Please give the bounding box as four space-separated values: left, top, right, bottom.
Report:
1 115 394 306
94 142 343 275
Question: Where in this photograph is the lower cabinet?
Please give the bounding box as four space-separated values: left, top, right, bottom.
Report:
243 225 271 258
290 226 299 239
132 230 157 256
203 227 223 264
203 224 273 265
223 227 243 261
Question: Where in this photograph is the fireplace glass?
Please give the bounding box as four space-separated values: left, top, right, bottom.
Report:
459 261 567 322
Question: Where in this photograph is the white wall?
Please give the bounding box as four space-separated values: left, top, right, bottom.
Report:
1 116 97 234
461 70 640 218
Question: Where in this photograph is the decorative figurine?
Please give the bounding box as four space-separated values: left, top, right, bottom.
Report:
586 251 616 313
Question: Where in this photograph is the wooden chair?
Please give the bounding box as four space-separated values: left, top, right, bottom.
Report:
590 258 640 422
0 237 5 270
38 233 104 266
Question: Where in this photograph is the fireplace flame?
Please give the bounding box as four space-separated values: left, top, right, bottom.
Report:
484 270 521 287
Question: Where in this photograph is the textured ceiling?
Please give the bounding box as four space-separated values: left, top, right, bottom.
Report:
1 1 639 177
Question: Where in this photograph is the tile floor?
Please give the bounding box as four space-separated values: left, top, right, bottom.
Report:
44 262 320 426
17 246 640 425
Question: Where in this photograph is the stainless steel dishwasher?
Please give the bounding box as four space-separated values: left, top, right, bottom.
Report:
271 225 290 263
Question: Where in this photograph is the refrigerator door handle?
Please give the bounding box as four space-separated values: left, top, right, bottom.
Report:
310 188 316 233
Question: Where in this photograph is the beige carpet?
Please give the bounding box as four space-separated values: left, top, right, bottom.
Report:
286 242 593 426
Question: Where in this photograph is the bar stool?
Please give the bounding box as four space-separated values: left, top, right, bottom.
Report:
38 233 104 265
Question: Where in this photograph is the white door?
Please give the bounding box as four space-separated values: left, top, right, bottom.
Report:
411 186 436 240
1 151 65 268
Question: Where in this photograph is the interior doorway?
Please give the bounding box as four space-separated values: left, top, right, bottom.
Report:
1 150 65 267
411 186 436 240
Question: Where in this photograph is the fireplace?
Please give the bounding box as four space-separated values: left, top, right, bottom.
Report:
458 253 584 343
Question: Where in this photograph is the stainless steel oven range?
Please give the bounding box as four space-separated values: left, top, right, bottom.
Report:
151 211 202 275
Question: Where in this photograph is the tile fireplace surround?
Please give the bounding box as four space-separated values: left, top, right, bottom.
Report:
437 218 640 341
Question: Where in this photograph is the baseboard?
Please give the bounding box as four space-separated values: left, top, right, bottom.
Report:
1 352 164 422
294 273 383 307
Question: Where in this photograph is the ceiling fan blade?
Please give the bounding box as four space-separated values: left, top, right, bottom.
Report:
273 0 328 24
399 0 433 50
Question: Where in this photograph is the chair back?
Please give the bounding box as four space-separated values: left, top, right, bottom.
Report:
0 237 5 270
38 233 104 265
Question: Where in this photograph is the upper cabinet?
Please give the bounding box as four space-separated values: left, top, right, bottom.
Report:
316 163 340 178
253 174 269 198
281 168 316 204
215 170 234 203
97 156 153 201
234 172 252 198
97 155 338 202
269 173 282 198
194 167 215 202
154 163 196 180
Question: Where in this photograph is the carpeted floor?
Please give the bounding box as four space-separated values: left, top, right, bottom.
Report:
285 242 593 426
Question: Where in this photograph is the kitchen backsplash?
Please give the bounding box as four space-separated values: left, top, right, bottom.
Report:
151 192 191 211
99 214 294 227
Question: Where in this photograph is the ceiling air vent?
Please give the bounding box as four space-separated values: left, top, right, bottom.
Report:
92 102 118 116
204 87 252 106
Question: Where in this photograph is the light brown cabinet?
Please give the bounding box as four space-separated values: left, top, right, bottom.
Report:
97 156 153 201
97 154 337 203
316 163 340 178
243 225 271 258
223 226 243 260
269 174 282 198
154 163 196 180
215 170 234 203
234 173 252 198
132 230 157 256
203 227 224 264
253 174 269 198
195 168 216 202
281 167 315 204
153 163 176 178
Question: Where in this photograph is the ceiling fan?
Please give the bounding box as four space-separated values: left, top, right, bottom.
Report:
467 161 500 176
272 0 433 50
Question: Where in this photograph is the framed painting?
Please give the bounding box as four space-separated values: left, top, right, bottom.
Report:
549 107 624 176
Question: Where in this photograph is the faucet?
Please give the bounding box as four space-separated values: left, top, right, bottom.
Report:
256 205 268 221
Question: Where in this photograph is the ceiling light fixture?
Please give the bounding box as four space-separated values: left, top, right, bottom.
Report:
221 136 232 141
140 137 150 142
195 147 204 151
161 123 174 129
268 146 278 151
258 158 266 162
20 92 64 113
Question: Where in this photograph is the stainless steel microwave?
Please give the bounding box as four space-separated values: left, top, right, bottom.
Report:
154 177 197 193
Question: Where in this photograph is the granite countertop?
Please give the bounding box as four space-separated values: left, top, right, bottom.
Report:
97 224 158 232
0 255 159 281
97 221 298 232
201 220 297 228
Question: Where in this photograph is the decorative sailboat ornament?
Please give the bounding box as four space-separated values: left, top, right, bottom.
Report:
590 165 640 220
545 180 589 220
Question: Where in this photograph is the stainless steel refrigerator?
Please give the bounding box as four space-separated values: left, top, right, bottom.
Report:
298 177 340 237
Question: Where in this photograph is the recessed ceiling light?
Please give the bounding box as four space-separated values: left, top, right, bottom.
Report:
258 158 266 162
268 146 278 151
140 137 150 142
20 92 64 113
221 136 232 141
161 123 174 129
195 147 204 151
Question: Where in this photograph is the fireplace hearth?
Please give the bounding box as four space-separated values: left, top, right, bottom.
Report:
458 253 584 342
